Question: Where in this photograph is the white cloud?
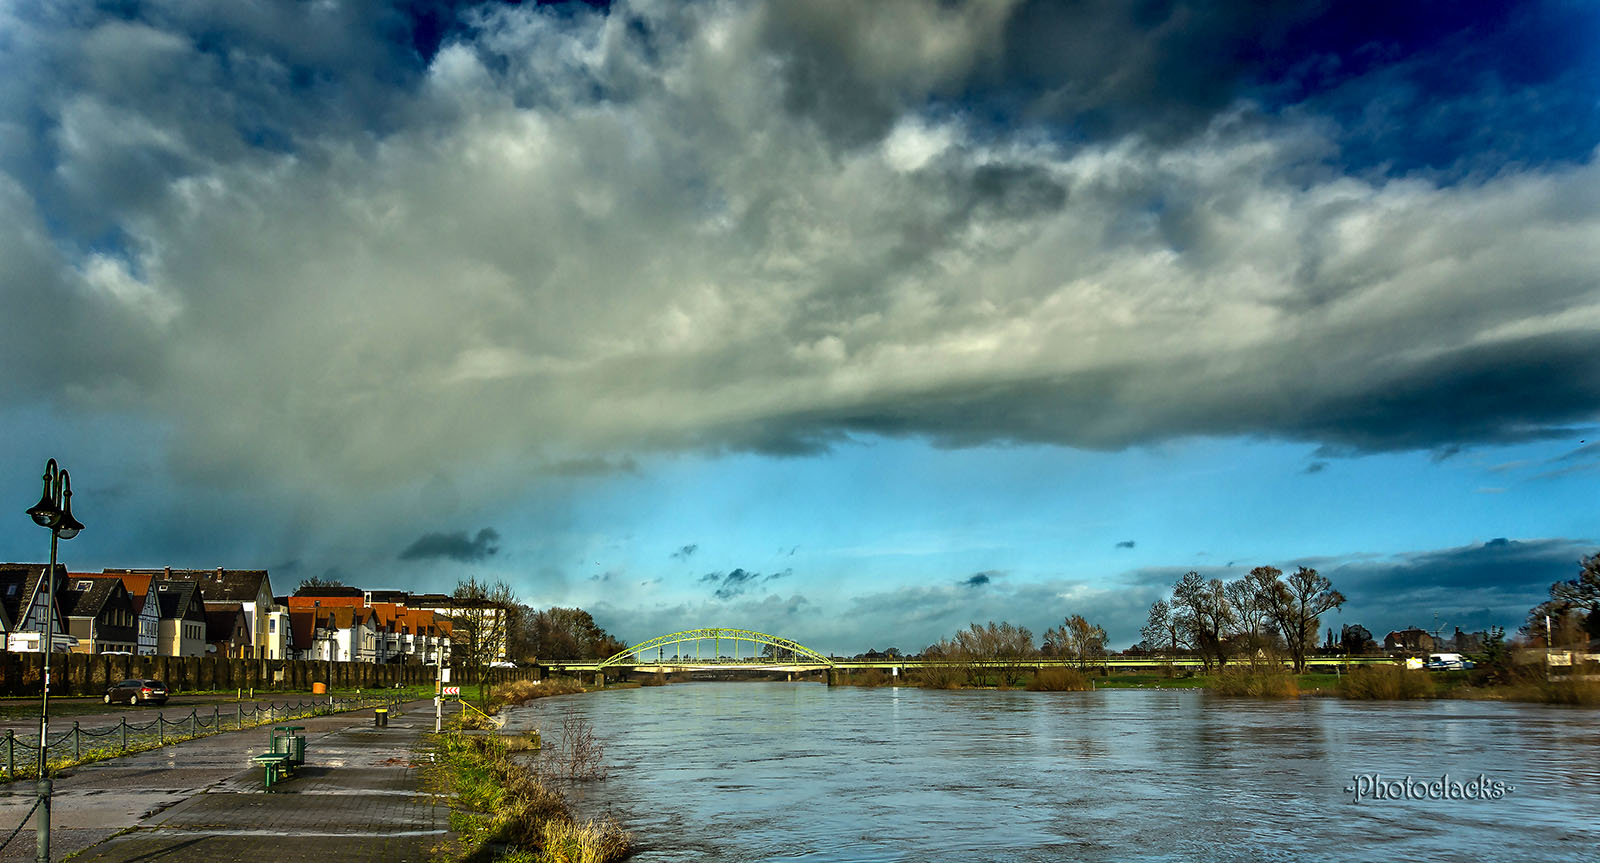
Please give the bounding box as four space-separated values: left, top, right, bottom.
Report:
1 0 1596 521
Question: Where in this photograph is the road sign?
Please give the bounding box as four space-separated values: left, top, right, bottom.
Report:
441 686 460 695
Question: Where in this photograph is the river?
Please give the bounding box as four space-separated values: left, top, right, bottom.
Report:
501 682 1600 862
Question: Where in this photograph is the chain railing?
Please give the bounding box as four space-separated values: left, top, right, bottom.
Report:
0 692 402 781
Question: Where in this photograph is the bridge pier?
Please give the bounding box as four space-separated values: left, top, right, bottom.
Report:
825 669 837 686
594 672 605 688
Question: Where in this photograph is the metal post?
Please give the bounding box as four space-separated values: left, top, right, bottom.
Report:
35 778 50 863
6 729 13 778
120 719 127 753
72 723 79 762
190 711 197 738
157 713 163 746
38 531 58 782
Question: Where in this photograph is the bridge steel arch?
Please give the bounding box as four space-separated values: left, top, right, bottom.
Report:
597 628 834 669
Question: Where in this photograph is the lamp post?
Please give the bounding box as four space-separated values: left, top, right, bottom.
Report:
24 458 85 863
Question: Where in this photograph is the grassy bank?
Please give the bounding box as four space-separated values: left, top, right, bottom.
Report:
428 676 632 862
425 731 630 863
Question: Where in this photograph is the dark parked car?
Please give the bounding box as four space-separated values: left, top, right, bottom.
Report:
105 679 168 705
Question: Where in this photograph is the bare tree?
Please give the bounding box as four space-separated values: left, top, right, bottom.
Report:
1172 571 1235 671
953 621 1035 687
1230 568 1285 667
1046 614 1107 668
447 576 517 698
1263 566 1345 673
1140 599 1184 674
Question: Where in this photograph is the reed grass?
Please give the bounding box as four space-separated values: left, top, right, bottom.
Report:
1211 667 1299 698
1338 665 1434 700
1025 668 1094 691
909 665 964 689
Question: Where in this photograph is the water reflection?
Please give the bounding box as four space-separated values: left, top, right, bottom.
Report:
503 683 1600 862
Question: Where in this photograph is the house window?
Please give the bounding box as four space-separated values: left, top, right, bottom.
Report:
269 619 276 633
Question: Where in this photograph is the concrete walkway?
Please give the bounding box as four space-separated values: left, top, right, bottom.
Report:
0 700 453 862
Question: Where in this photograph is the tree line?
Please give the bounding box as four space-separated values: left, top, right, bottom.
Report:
1139 566 1344 673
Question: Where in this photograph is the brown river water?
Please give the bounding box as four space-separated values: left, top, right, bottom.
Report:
502 682 1600 862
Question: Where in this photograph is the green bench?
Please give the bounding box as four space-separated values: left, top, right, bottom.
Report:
252 725 309 790
251 752 293 789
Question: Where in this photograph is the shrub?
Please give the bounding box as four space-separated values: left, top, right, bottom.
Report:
840 669 892 687
1212 667 1299 698
1339 665 1434 700
493 677 585 710
1499 676 1600 706
911 664 964 689
1026 668 1094 691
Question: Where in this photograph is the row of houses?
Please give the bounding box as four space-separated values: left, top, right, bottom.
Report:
0 564 506 665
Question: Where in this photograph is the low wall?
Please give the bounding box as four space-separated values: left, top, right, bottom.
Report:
0 653 539 697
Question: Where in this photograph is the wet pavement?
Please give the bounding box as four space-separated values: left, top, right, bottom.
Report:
0 699 450 862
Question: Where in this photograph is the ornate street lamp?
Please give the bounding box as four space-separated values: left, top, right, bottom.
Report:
24 458 84 863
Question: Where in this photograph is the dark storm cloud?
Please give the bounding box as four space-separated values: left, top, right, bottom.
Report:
1309 537 1594 634
1303 462 1327 475
1319 537 1588 599
398 527 500 563
1115 540 1136 549
747 328 1600 458
700 567 791 600
963 572 994 588
670 544 698 561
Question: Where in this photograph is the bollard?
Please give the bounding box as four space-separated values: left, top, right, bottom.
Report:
6 729 13 778
120 719 127 754
214 706 220 735
157 713 164 746
72 722 80 762
35 778 51 863
374 707 388 728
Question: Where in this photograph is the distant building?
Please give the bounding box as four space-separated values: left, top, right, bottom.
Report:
90 572 161 655
205 603 253 658
0 564 72 652
60 574 138 654
1384 628 1436 653
153 579 209 657
105 568 283 659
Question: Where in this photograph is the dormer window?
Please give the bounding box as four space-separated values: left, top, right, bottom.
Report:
75 581 93 591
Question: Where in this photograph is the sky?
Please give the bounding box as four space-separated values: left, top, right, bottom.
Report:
1 0 1598 656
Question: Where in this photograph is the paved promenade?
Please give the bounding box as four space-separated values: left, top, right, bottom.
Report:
0 699 453 862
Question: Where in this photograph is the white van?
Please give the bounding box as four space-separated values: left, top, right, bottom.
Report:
1425 652 1473 670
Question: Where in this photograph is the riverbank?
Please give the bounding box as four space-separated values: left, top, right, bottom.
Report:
427 677 632 863
821 666 1600 704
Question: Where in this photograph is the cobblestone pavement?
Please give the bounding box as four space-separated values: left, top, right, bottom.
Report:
0 700 453 863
